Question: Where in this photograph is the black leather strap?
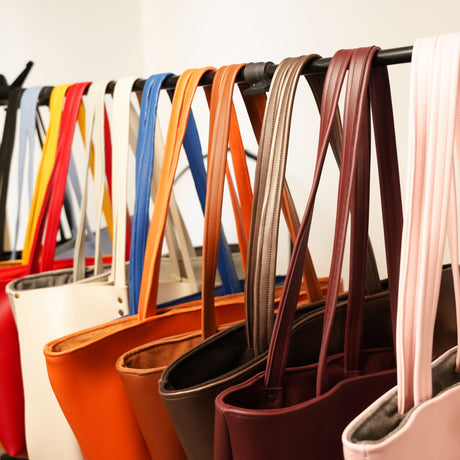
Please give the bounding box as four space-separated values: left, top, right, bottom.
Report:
0 88 21 259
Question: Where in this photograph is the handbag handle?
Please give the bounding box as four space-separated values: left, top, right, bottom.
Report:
10 87 42 259
36 83 90 272
201 62 325 340
138 67 220 320
0 88 21 258
129 73 200 313
246 54 377 356
264 47 402 393
73 80 111 280
397 34 460 413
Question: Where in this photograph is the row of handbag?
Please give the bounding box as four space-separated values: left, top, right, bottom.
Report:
1 32 460 460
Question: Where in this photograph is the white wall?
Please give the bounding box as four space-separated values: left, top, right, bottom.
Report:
2 0 460 284
140 0 460 284
0 0 145 252
1 0 145 85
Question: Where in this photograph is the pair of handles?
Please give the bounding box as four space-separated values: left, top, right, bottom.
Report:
129 73 244 313
396 33 460 413
263 48 402 395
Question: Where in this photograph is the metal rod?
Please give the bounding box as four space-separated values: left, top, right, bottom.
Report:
0 45 413 105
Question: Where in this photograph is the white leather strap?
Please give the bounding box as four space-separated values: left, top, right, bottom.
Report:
110 77 137 287
73 80 110 280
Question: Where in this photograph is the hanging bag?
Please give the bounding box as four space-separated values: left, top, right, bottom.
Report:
342 32 460 460
6 81 117 460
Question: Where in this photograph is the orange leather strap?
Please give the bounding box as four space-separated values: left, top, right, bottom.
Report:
138 68 215 320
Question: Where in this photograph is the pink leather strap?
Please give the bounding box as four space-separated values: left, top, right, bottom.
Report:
397 33 460 413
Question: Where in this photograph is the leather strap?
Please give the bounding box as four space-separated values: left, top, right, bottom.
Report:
108 77 138 288
248 56 321 354
0 88 21 257
11 87 42 259
201 64 254 337
314 48 377 394
22 84 70 265
37 83 90 272
129 73 200 313
138 68 216 319
73 80 110 280
397 34 460 412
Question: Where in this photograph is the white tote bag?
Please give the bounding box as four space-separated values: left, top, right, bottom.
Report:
7 79 137 460
342 33 460 460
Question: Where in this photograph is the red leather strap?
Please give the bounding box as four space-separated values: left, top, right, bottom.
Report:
39 83 90 272
27 83 89 273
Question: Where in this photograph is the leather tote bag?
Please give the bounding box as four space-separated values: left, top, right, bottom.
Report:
213 46 458 460
115 62 326 460
342 33 460 460
0 84 79 458
43 67 278 460
157 55 377 460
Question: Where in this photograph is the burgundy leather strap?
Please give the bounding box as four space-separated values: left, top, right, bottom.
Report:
344 64 402 371
264 47 402 394
28 83 90 273
264 49 354 389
